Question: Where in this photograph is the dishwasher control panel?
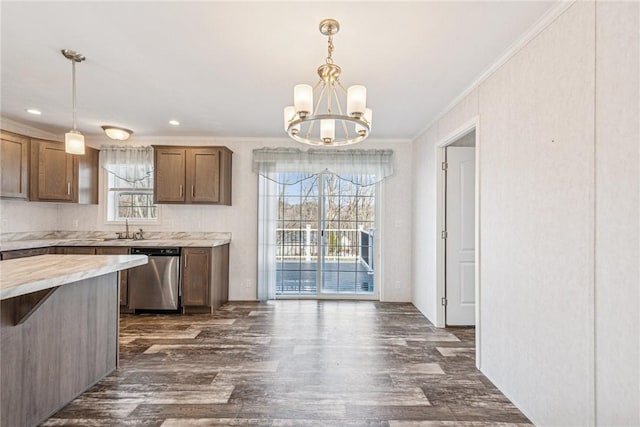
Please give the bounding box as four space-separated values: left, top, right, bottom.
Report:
131 247 181 256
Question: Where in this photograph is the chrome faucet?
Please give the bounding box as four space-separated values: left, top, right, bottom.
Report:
116 218 137 239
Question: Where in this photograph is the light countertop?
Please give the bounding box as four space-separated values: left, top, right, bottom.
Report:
0 238 231 252
0 254 148 300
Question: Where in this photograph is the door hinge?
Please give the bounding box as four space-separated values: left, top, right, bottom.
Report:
441 161 448 171
441 230 448 239
441 297 448 306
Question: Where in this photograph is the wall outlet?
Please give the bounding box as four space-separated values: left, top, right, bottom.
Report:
394 281 401 289
72 219 79 229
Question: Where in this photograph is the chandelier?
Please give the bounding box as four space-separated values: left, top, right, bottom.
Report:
284 19 372 146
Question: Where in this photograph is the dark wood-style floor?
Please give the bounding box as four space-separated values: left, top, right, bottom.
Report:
42 301 531 426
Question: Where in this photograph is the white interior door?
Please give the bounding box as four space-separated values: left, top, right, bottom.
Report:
445 146 476 325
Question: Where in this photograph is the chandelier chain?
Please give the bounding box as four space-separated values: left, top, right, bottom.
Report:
326 34 334 65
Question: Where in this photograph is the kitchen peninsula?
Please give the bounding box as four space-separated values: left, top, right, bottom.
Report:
0 254 147 427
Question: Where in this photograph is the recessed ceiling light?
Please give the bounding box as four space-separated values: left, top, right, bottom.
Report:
169 120 180 126
26 108 42 115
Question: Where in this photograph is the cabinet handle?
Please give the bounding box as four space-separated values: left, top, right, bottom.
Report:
192 185 195 198
67 182 71 195
179 184 183 197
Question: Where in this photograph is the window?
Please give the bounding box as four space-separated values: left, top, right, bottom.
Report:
101 146 157 222
105 171 157 221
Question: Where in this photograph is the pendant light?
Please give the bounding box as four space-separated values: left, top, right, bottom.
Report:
61 49 86 155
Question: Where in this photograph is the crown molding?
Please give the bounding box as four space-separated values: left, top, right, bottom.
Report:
412 0 576 141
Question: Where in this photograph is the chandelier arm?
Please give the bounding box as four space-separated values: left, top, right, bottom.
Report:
332 90 349 138
333 88 345 116
313 82 327 119
337 81 349 96
305 119 316 140
327 84 333 114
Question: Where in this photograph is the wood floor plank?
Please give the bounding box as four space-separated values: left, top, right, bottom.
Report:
43 301 531 426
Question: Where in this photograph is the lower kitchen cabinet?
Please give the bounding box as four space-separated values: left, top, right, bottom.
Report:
1 247 50 260
181 245 229 313
56 246 97 254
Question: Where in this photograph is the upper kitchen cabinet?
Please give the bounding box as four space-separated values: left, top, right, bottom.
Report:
0 130 29 199
29 138 98 204
153 146 232 205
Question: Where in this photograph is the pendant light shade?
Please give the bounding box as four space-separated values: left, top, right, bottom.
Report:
65 130 85 155
62 49 86 155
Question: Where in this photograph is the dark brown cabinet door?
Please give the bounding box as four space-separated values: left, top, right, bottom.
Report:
77 147 99 205
154 148 186 203
188 149 220 203
210 244 230 309
31 139 75 202
60 247 97 254
182 248 211 307
1 247 50 260
153 145 232 205
96 247 130 306
1 130 29 199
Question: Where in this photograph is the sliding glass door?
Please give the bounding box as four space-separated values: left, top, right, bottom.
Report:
319 174 375 295
274 172 376 298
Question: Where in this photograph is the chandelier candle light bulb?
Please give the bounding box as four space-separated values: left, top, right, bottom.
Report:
356 108 373 136
284 19 372 146
321 119 335 144
347 85 367 117
294 84 313 117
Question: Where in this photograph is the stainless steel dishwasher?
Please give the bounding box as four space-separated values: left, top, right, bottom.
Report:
128 247 181 311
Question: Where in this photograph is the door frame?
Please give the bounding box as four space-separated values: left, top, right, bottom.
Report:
435 116 481 369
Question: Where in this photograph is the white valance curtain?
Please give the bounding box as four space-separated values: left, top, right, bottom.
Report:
254 147 393 301
252 147 394 186
100 146 153 183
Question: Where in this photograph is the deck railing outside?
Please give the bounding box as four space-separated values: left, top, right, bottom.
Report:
276 226 374 267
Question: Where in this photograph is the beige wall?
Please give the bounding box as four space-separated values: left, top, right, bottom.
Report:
411 2 639 425
594 2 639 424
0 121 413 303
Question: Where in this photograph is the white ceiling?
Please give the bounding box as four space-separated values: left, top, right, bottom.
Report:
1 1 556 142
